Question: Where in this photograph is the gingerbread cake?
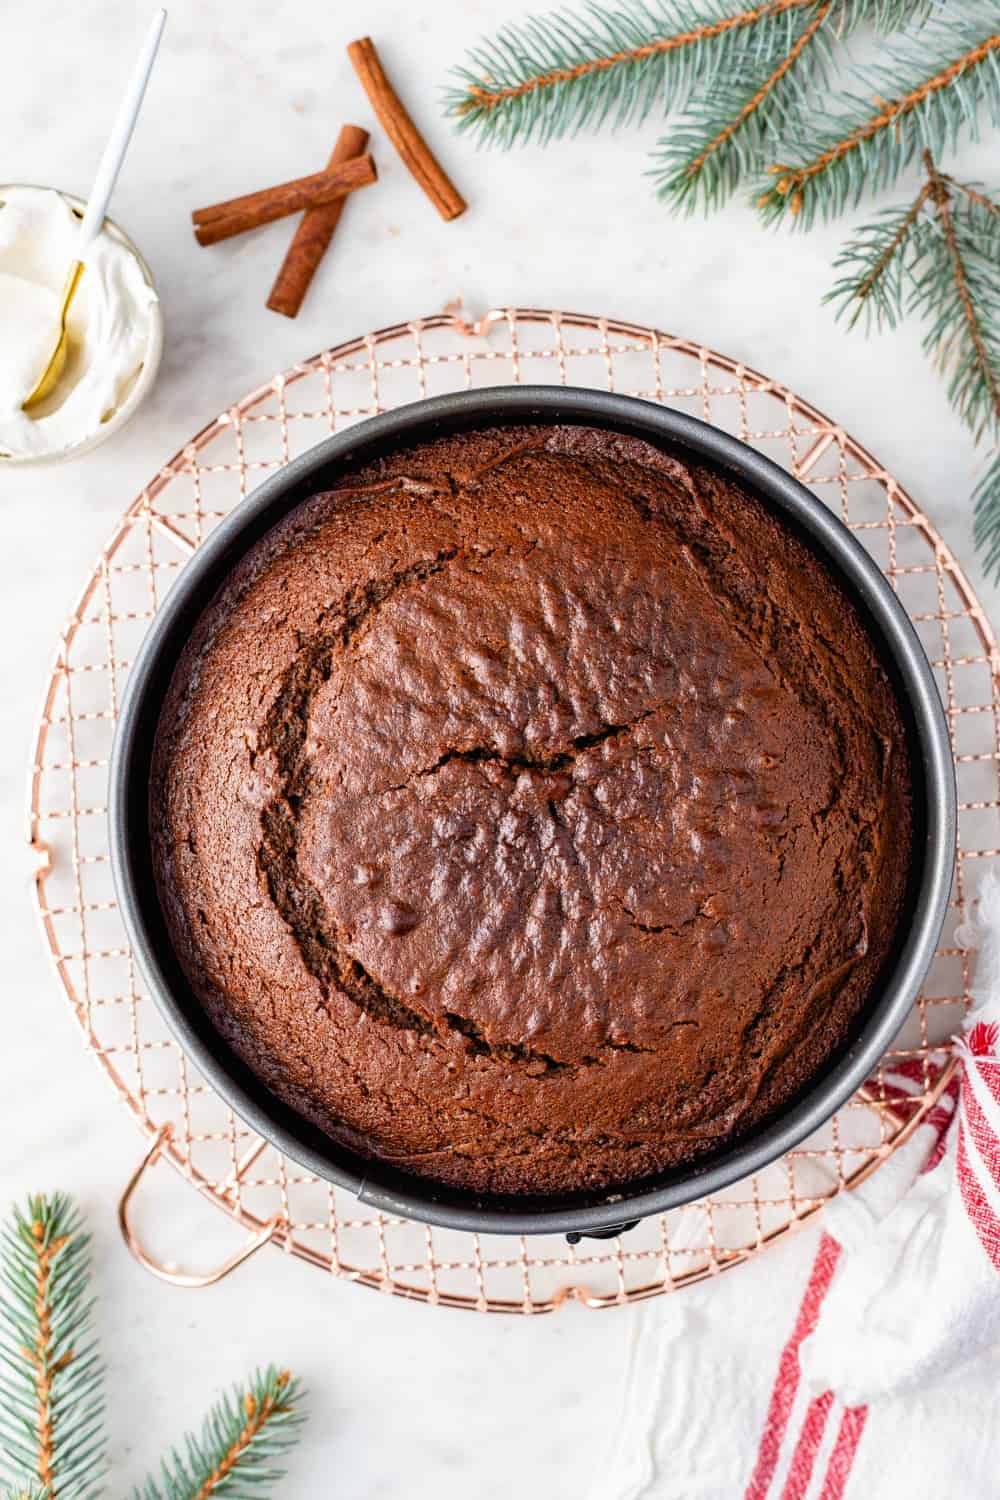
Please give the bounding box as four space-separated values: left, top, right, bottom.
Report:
150 424 913 1195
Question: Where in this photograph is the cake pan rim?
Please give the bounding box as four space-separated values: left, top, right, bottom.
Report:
109 386 956 1236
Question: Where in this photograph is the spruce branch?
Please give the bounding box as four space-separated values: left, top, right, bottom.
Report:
0 1196 306 1500
651 2 833 210
829 153 1000 573
0 1196 104 1500
828 156 1000 430
919 151 1000 443
445 0 915 149
760 8 1000 226
826 180 935 328
446 0 810 146
133 1368 305 1500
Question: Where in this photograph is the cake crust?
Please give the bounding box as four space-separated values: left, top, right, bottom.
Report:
150 424 913 1195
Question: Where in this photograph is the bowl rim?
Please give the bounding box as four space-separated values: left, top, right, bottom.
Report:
0 183 163 467
109 385 957 1235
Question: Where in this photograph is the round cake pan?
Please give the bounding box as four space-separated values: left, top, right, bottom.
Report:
109 387 956 1238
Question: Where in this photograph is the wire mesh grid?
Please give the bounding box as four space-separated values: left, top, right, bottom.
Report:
27 307 999 1312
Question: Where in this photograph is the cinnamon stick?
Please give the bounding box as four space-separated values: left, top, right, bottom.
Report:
192 155 377 246
347 36 466 221
267 124 370 317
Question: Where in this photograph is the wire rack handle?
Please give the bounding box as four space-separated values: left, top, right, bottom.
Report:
118 1124 283 1288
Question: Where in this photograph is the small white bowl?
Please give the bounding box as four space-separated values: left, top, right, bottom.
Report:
0 184 164 467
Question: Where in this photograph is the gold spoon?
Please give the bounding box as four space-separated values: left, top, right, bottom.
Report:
23 9 167 411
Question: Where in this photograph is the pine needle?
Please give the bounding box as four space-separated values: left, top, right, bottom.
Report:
826 180 936 328
0 1199 306 1500
829 155 1000 575
918 152 1000 443
651 2 833 210
0 1196 105 1500
760 4 1000 226
446 0 807 146
133 1367 306 1500
829 160 1000 432
445 0 932 150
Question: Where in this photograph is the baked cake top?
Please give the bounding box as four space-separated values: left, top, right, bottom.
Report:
151 424 912 1196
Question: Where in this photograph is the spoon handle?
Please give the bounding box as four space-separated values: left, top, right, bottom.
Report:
78 8 167 260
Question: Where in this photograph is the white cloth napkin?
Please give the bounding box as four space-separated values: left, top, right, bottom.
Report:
593 874 1000 1500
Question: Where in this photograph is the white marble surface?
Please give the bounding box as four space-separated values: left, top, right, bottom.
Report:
1 3 997 1495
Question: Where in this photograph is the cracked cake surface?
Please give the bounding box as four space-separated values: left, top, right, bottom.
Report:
150 423 913 1196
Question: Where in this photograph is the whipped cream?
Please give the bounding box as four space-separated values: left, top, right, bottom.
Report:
0 186 158 460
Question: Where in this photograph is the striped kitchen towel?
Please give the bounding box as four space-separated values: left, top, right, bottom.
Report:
594 873 1000 1500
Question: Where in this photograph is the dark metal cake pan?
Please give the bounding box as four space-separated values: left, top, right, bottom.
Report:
109 387 956 1238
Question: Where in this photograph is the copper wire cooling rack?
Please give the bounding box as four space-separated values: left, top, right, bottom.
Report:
28 307 1000 1313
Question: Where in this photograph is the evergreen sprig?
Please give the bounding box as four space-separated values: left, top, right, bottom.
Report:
447 2 1000 217
0 1195 105 1500
917 158 1000 444
825 183 937 330
133 1368 305 1500
829 155 1000 572
445 0 929 150
0 1196 306 1500
446 0 792 147
650 1 833 210
759 7 1000 225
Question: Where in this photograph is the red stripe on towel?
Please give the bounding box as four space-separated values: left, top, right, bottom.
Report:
967 1021 1000 1058
817 1406 868 1500
875 1081 924 1121
977 1059 1000 1113
887 1058 934 1087
779 1389 835 1500
957 1123 1000 1271
962 1078 1000 1194
743 1234 841 1500
966 1025 1000 1112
